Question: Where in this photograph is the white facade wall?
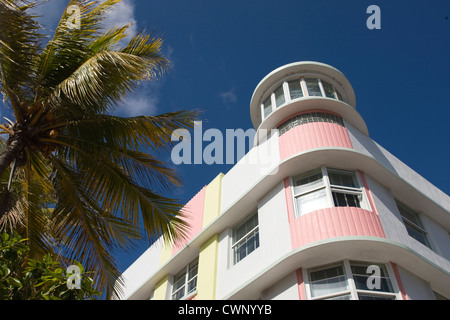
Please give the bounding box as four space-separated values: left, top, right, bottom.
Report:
216 181 292 299
361 154 450 272
119 237 164 299
220 133 280 212
397 266 436 300
260 272 299 300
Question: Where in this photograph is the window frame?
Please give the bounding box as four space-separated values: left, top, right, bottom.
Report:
231 211 260 265
291 167 371 218
304 260 401 300
396 201 432 249
259 75 345 120
171 257 199 300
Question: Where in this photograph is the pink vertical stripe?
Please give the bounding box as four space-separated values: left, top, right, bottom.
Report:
391 263 409 300
279 122 353 160
172 186 207 256
296 269 306 300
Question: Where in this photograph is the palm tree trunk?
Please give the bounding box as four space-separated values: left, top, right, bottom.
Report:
0 133 25 178
0 127 26 220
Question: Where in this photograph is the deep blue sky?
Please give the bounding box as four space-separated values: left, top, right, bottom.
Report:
1 0 449 275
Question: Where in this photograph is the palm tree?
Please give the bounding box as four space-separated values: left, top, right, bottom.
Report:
0 0 197 297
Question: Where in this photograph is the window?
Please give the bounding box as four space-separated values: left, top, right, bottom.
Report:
278 112 344 136
172 258 198 300
288 80 303 100
274 85 285 107
292 167 369 217
336 89 343 101
232 211 259 264
396 201 432 249
260 77 345 120
304 78 322 96
321 80 336 99
309 264 349 299
328 169 363 209
306 261 398 300
263 97 272 118
293 169 329 216
350 262 395 300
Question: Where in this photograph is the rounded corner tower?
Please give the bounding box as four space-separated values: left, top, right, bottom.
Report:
249 61 368 145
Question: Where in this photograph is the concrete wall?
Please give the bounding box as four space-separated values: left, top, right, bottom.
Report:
119 237 164 299
220 132 280 212
365 173 450 272
397 265 436 300
261 272 299 300
216 181 292 299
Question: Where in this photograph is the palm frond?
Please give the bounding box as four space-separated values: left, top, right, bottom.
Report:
0 0 43 118
50 110 201 152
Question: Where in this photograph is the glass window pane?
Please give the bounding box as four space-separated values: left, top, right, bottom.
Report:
404 222 431 247
294 169 324 194
332 192 361 208
288 80 303 100
328 170 358 188
263 97 272 118
397 202 423 227
173 273 186 291
187 277 197 294
233 213 260 263
309 265 348 298
350 262 394 293
305 78 322 97
296 188 328 216
234 230 259 263
173 288 185 300
321 80 336 98
353 275 394 293
336 90 343 101
274 85 285 107
234 214 258 243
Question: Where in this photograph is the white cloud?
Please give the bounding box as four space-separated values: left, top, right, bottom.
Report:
100 0 138 45
219 88 238 106
31 0 138 43
29 1 162 118
114 80 163 117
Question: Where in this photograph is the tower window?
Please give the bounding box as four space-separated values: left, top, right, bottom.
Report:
260 77 345 120
274 85 285 107
288 80 303 100
262 97 272 118
304 78 322 97
321 80 336 99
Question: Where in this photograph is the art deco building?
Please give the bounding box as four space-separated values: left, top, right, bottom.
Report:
116 61 450 300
